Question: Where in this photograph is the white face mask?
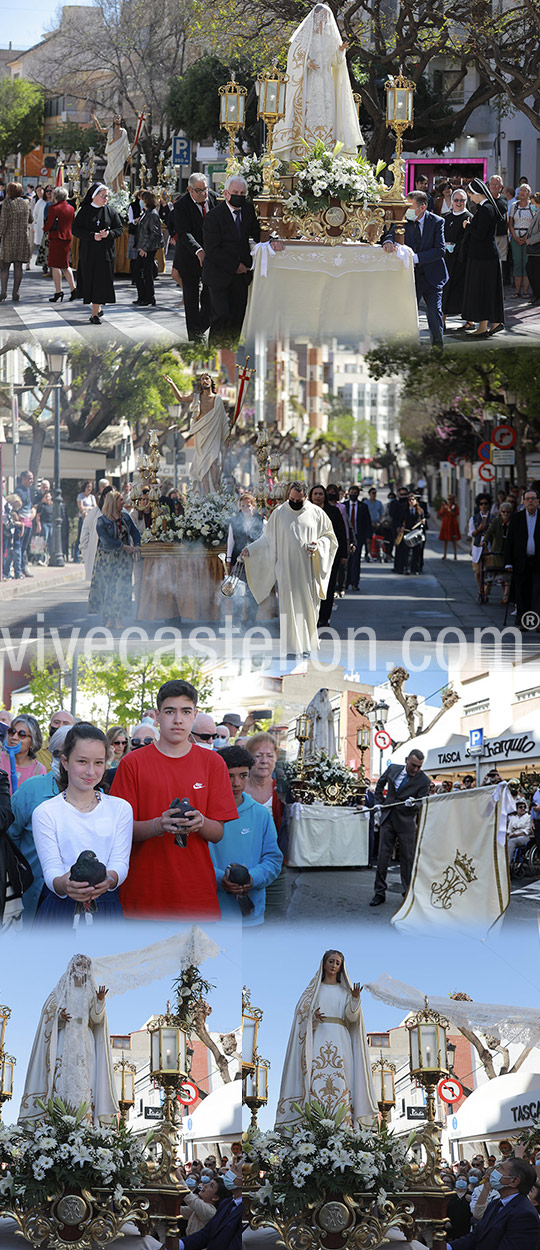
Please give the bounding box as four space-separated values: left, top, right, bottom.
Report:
405 207 418 221
214 736 229 748
197 741 215 751
51 757 61 780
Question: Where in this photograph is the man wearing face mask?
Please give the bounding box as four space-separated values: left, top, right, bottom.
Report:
35 708 75 770
242 481 338 656
9 725 71 923
191 714 218 750
383 190 448 347
202 175 284 344
449 1157 540 1250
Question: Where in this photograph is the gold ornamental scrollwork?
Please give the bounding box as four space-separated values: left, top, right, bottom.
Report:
1 1189 150 1250
281 200 387 247
247 1194 419 1250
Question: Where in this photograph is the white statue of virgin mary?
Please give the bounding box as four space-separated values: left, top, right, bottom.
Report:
19 954 118 1126
273 4 364 164
275 949 377 1131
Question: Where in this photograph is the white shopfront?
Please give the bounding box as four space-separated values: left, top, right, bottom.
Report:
423 727 540 783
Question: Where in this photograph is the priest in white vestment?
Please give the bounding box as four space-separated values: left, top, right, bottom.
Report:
243 482 338 654
19 954 118 1126
275 949 377 1131
273 4 364 164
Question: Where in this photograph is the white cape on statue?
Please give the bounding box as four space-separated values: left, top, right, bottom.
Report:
273 3 363 163
245 499 338 653
92 925 221 995
275 954 377 1130
391 783 514 935
366 973 540 1047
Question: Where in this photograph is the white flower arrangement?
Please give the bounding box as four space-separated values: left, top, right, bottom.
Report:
107 187 130 220
244 1101 407 1215
0 1098 151 1207
282 751 359 805
141 490 235 550
289 141 386 213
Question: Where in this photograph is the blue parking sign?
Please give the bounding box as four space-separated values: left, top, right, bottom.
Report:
469 728 483 749
172 136 191 165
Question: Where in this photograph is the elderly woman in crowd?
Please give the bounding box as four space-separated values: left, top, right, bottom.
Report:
35 184 53 272
509 182 536 299
0 182 33 302
72 183 124 324
9 724 70 923
525 192 540 305
44 186 76 302
0 714 47 794
245 731 287 918
87 488 141 628
132 189 163 307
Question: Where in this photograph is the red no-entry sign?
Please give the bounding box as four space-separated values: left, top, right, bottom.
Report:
479 463 495 482
492 425 516 450
438 1077 463 1104
374 730 392 750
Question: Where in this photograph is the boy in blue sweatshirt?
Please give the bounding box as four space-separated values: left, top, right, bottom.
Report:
211 746 282 925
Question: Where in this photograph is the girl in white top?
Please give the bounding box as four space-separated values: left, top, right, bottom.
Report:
32 722 132 926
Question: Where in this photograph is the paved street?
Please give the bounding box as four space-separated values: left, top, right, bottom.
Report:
1 262 539 346
1 531 537 646
276 860 540 929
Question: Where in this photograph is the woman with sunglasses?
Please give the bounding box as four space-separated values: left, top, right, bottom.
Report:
102 725 130 790
0 715 47 795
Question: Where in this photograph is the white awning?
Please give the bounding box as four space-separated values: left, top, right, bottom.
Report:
447 1073 540 1142
183 1079 242 1148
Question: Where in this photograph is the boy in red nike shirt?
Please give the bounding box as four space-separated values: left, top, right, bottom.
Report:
111 680 237 917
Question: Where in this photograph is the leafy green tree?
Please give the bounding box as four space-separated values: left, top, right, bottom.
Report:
0 345 192 479
0 80 43 170
167 54 261 152
47 121 104 161
17 659 70 727
75 656 213 728
366 345 540 484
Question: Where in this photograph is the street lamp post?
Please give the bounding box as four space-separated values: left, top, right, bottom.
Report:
368 699 390 777
45 342 68 567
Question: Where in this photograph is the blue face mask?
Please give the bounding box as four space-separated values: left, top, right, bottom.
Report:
490 1169 503 1190
200 1175 212 1184
456 1180 468 1192
185 1176 197 1189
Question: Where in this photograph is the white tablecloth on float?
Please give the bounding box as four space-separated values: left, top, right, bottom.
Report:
287 803 369 868
242 241 419 343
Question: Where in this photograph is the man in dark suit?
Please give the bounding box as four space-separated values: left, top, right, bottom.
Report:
343 485 372 589
504 488 540 631
172 173 217 340
383 190 448 347
449 1156 540 1250
370 749 430 905
202 174 262 344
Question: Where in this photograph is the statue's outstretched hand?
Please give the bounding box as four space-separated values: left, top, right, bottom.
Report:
97 986 109 1001
351 983 363 998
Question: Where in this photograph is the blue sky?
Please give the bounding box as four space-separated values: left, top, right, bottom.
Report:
1 0 93 49
244 920 540 1129
0 920 241 1125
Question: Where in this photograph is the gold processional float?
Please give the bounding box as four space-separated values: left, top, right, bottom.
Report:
242 987 453 1250
219 66 415 245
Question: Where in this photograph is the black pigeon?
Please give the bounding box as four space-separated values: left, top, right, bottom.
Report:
70 850 107 885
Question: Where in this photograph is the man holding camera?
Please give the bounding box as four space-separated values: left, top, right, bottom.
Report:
111 680 237 917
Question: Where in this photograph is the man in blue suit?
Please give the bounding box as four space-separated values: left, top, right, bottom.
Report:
383 190 448 347
449 1157 540 1250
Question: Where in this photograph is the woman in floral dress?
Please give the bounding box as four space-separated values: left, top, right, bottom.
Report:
87 489 140 627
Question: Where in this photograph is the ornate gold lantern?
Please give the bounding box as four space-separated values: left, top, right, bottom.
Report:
384 71 416 198
407 997 449 1122
0 1004 15 1120
244 1055 270 1127
242 986 262 1080
371 1054 396 1123
219 74 247 164
148 1001 188 1125
256 66 288 195
114 1052 137 1124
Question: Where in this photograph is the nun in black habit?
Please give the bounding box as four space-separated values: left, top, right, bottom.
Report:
72 183 124 324
442 187 473 327
458 177 506 339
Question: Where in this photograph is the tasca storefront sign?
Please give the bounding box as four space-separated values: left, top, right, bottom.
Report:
424 729 539 771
